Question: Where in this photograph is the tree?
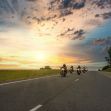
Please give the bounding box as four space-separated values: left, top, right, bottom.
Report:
40 68 44 70
105 47 111 66
44 66 52 70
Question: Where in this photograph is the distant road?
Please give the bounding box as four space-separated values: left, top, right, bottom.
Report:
0 71 111 111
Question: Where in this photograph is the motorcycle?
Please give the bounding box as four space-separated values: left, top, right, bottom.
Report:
60 67 67 77
77 69 81 75
82 68 88 73
69 68 74 74
82 69 86 73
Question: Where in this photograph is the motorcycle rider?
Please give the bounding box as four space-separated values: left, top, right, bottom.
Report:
69 65 74 74
82 66 86 73
77 65 81 70
62 64 67 73
60 64 67 77
77 65 81 75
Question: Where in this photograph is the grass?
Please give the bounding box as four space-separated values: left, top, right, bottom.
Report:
105 68 111 72
0 69 59 83
101 68 111 78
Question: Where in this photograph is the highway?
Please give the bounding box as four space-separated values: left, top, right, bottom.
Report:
0 71 111 111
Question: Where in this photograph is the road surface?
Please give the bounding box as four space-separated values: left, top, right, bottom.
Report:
0 71 111 111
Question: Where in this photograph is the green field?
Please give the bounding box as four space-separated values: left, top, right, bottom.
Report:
0 69 59 83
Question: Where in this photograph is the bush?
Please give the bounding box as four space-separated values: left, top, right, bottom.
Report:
105 46 111 66
102 65 110 71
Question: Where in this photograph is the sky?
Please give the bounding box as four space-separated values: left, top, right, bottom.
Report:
0 0 111 70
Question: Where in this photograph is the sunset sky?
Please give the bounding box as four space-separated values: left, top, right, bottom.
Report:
0 0 111 70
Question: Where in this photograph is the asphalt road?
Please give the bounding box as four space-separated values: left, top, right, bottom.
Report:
0 71 111 111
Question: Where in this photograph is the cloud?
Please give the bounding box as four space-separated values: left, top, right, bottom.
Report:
58 28 86 40
0 20 17 27
93 39 106 45
61 0 85 9
93 37 111 46
0 0 15 14
102 12 111 19
85 19 102 26
72 1 85 9
60 9 73 17
0 20 20 34
11 0 19 11
72 29 85 40
62 0 71 8
91 37 111 58
91 0 111 8
65 42 106 63
95 12 111 20
1 0 111 69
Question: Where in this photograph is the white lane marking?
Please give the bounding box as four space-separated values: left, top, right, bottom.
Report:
75 78 79 82
0 75 58 86
30 104 43 111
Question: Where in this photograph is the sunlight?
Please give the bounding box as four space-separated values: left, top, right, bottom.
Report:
36 52 46 61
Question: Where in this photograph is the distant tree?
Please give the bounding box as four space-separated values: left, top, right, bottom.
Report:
44 66 52 70
40 68 44 70
105 47 111 66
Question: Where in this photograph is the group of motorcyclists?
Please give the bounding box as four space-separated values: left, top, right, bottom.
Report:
60 64 88 77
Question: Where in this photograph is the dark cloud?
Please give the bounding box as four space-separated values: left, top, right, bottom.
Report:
72 29 85 40
60 9 73 17
93 37 111 46
58 28 74 37
102 12 111 19
95 14 100 17
60 0 85 9
48 0 60 11
95 12 111 19
91 0 111 9
72 35 85 40
25 14 58 25
62 0 71 8
72 1 85 9
74 29 85 35
48 0 85 18
58 29 86 40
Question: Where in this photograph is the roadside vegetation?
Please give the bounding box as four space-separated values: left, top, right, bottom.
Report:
102 46 111 72
0 69 59 83
104 68 111 72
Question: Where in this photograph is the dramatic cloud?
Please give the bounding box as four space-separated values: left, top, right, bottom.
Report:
0 0 111 69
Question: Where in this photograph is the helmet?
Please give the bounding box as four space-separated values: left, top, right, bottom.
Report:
63 64 66 67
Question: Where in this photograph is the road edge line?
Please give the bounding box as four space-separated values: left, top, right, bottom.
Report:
0 75 58 86
30 104 43 111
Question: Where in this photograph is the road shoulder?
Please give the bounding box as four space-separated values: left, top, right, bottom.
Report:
99 71 111 79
